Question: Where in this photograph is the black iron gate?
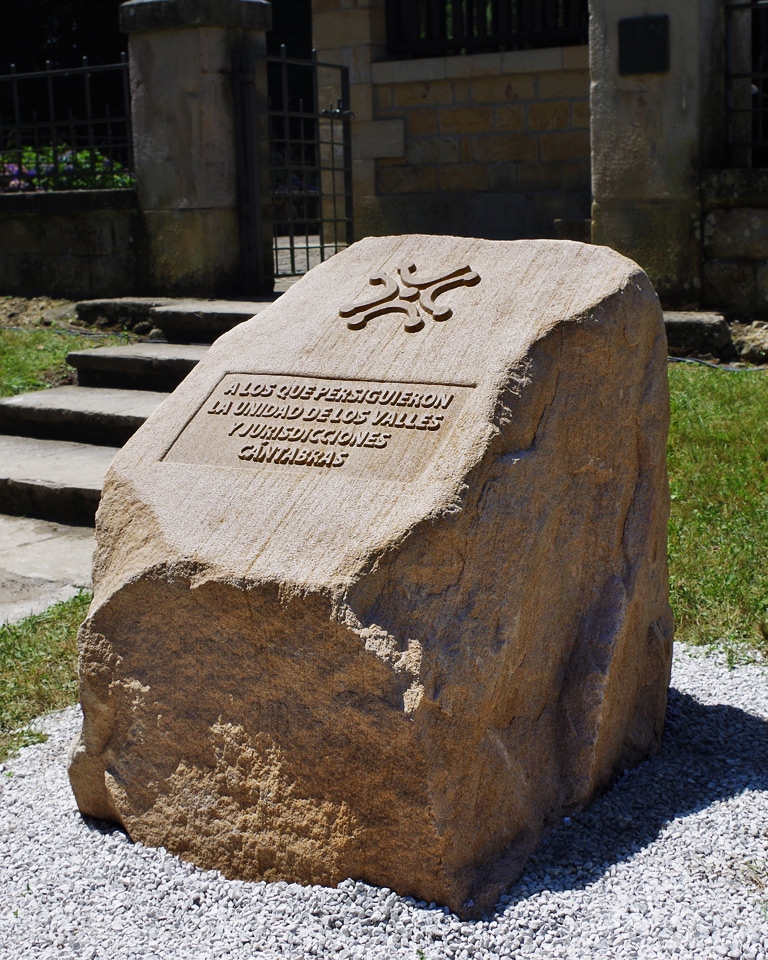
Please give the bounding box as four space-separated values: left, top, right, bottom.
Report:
232 46 353 293
267 48 354 281
726 0 768 166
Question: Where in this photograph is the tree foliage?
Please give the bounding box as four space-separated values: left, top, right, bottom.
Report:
0 1 124 73
0 0 314 73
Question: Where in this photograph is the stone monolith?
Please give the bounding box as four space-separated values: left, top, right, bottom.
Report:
68 236 673 916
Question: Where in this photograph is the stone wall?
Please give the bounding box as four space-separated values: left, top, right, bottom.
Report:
363 47 591 239
312 1 590 241
702 169 768 316
0 190 140 299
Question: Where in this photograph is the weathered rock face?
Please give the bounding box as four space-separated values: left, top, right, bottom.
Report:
68 236 673 916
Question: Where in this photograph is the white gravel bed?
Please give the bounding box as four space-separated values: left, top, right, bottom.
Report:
1 643 766 960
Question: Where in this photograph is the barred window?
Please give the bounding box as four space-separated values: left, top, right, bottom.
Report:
385 0 589 60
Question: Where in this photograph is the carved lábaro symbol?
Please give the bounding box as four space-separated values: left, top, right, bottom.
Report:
340 262 480 331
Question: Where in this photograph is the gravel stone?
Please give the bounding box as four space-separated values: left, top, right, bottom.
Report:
0 643 766 959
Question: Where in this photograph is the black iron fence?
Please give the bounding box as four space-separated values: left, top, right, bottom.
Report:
386 0 589 59
0 56 133 192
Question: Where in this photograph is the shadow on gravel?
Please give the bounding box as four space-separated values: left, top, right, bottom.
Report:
83 817 129 839
495 686 768 913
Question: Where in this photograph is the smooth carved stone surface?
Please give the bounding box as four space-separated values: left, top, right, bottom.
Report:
68 236 673 917
165 374 474 479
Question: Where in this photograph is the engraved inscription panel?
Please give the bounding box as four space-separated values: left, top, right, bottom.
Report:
163 374 476 481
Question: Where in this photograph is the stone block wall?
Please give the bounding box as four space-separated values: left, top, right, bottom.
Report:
702 169 768 316
362 47 590 239
0 190 141 299
312 0 590 241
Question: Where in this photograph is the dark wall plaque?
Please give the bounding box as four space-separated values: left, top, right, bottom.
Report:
618 15 670 76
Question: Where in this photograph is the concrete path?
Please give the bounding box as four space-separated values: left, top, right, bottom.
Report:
0 513 94 625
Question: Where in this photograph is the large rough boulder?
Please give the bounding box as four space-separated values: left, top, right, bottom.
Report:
69 236 673 916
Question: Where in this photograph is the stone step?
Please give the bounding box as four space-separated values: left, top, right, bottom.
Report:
75 297 178 331
0 385 165 447
75 296 277 342
68 342 209 391
150 299 275 343
0 435 117 525
663 311 732 358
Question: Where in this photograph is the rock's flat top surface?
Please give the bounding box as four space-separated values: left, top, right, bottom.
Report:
100 236 656 594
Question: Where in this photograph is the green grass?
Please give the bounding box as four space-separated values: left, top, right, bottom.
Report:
668 363 768 662
0 327 119 397
0 592 90 763
0 317 132 760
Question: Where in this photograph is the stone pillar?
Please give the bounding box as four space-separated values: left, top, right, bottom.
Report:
589 0 725 306
120 0 273 296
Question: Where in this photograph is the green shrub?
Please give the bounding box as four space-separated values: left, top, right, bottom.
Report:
0 144 133 192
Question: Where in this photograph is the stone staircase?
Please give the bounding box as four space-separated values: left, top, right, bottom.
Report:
0 298 275 527
2 298 762 530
